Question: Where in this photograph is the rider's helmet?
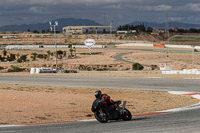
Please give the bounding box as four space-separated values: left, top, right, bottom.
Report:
95 90 102 99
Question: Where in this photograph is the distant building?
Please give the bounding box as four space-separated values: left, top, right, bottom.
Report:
2 35 17 39
171 27 179 32
151 28 165 35
62 26 116 34
117 30 136 34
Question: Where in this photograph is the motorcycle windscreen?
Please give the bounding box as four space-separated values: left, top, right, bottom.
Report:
91 99 101 112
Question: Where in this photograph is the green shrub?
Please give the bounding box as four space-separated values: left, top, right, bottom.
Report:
0 66 4 70
47 50 51 58
96 69 104 71
43 54 48 60
194 49 199 52
31 52 38 61
78 64 86 70
20 55 27 62
2 49 7 56
7 54 16 61
0 55 5 61
151 65 158 70
37 54 44 59
17 58 22 63
132 63 144 70
57 50 64 59
8 66 25 72
86 67 92 71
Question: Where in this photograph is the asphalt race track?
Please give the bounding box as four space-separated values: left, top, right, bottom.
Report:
0 75 200 92
0 75 200 133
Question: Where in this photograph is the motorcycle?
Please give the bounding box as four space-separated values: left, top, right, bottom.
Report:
91 99 132 123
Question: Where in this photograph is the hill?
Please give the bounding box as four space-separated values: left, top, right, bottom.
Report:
1 18 200 32
129 21 200 29
0 18 102 32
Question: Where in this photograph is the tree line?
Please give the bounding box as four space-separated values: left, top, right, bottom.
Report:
117 24 153 33
0 45 76 63
24 24 200 34
26 29 61 34
118 24 200 34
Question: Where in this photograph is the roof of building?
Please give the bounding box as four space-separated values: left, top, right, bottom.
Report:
63 26 115 28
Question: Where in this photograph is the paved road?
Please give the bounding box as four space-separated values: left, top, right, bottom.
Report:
113 53 153 68
1 110 200 133
0 75 200 133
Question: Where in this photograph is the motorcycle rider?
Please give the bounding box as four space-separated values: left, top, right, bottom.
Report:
94 90 121 113
94 90 114 106
92 90 132 122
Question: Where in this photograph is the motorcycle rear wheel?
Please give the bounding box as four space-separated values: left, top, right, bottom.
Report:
94 110 108 123
122 109 132 121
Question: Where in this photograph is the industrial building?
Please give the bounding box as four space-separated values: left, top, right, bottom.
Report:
62 26 116 34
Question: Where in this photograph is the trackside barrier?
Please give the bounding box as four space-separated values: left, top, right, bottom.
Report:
4 44 200 49
162 69 200 74
153 44 165 48
115 43 153 47
30 68 57 74
165 44 200 49
5 45 106 49
30 68 36 74
116 43 200 49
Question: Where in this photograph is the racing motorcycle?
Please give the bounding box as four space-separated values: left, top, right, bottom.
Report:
91 99 132 123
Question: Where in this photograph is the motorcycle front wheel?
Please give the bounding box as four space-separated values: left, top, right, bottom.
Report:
122 109 132 121
94 110 108 123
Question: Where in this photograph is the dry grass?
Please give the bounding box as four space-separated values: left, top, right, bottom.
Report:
0 84 199 125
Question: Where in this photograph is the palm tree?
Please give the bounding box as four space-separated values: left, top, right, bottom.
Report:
16 53 20 59
47 50 51 60
73 47 76 57
31 52 37 61
20 55 27 62
63 50 67 58
2 49 7 57
57 50 63 59
43 54 48 61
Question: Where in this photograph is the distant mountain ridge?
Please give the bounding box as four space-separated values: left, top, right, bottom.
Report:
0 18 102 32
129 21 200 29
1 18 200 32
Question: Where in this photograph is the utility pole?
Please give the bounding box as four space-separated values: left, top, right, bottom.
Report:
165 13 169 43
109 20 113 44
96 27 98 40
49 21 58 70
192 45 195 69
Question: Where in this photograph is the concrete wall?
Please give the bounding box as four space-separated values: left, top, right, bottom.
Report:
115 43 153 47
165 44 200 49
162 69 200 74
116 43 200 49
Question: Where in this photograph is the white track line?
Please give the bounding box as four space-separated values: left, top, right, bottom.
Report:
0 125 24 127
157 91 200 113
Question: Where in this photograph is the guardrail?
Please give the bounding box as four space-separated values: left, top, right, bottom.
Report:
5 45 106 49
116 43 200 49
162 69 200 74
30 68 57 74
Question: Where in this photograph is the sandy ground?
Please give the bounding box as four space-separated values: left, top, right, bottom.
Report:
1 47 200 72
0 84 199 125
123 49 200 70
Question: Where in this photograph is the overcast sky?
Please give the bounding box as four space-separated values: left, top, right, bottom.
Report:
0 0 200 26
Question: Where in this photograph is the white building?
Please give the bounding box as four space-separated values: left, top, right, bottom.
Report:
63 26 116 34
117 30 136 34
